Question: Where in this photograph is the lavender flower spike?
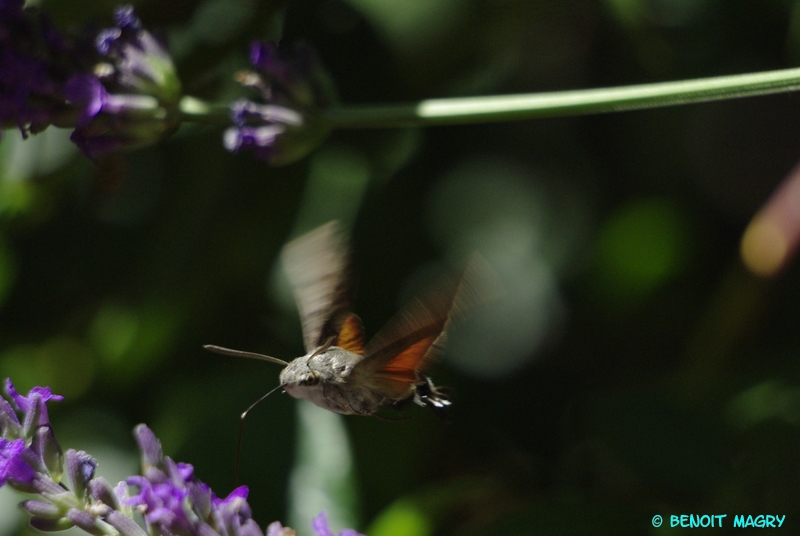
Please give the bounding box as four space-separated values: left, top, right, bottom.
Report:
0 379 65 492
3 380 365 536
1 2 181 159
127 424 268 536
65 5 182 159
224 41 336 165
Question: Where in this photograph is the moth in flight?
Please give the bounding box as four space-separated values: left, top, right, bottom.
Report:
206 221 492 416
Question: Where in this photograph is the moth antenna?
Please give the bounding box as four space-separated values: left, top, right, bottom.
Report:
204 344 289 366
301 337 337 381
313 336 337 356
234 382 285 487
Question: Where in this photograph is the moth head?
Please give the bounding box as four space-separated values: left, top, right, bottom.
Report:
278 352 323 389
283 335 335 388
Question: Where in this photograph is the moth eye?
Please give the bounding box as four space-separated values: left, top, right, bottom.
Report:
301 374 319 386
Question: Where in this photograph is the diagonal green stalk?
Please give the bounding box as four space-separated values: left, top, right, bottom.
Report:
318 67 800 128
179 67 800 128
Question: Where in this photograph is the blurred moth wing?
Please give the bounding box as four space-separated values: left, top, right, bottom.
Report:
355 254 497 407
280 221 357 354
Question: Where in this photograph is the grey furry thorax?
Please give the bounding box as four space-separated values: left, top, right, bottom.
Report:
279 345 399 415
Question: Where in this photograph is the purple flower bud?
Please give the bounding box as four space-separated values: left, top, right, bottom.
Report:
126 469 196 535
111 5 141 32
240 519 267 536
20 500 62 519
66 449 96 500
311 512 364 536
20 399 41 439
31 471 68 497
249 42 284 80
66 507 103 535
20 441 48 475
197 524 222 536
33 426 64 482
88 476 119 509
132 424 163 470
190 481 213 519
106 510 149 536
212 485 261 536
312 512 334 536
266 521 296 536
0 396 21 435
29 517 75 532
64 74 106 127
215 484 249 505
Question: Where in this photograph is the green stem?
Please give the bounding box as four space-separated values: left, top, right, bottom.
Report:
178 96 231 127
179 67 800 129
320 67 800 128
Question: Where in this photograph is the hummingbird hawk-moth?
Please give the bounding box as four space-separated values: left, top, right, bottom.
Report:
205 221 490 416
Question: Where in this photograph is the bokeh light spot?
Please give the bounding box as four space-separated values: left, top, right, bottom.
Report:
88 300 181 385
426 157 573 378
740 217 787 276
346 0 464 56
728 380 800 429
293 145 371 232
189 0 255 45
592 198 691 303
0 338 94 400
89 303 140 364
368 500 432 536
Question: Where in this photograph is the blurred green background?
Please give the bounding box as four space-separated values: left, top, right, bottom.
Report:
3 0 800 534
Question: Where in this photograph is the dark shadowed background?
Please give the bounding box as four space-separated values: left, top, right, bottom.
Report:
2 0 800 534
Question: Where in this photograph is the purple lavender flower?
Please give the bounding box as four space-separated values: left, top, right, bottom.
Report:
1 3 180 159
66 449 98 500
224 41 336 165
126 424 266 536
0 437 36 488
0 379 64 492
266 521 296 536
311 512 364 536
4 378 63 428
3 380 366 536
64 5 181 159
0 0 88 136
